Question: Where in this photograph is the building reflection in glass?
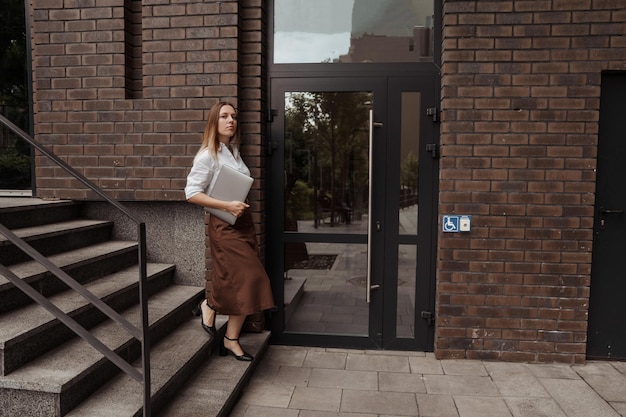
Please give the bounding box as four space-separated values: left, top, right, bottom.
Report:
274 0 434 64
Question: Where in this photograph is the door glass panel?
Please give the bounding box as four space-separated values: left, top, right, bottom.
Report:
399 92 420 235
274 0 435 64
285 242 369 336
283 90 372 337
397 244 416 337
284 91 372 234
397 92 420 338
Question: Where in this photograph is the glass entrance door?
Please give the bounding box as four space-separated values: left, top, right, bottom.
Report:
267 75 438 350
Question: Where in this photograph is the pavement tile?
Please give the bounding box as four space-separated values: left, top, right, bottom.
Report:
424 375 500 396
289 310 324 323
379 371 427 393
326 348 367 354
263 346 308 367
346 353 410 372
308 368 378 390
525 363 579 380
241 405 300 417
365 349 427 357
416 393 459 417
303 350 348 369
324 322 368 334
409 356 444 375
238 380 295 408
321 311 359 324
454 396 512 417
609 402 626 416
289 386 342 412
250 360 280 383
340 389 418 416
275 366 312 386
504 397 568 417
441 359 488 376
611 362 626 374
573 362 626 402
299 411 377 417
540 378 620 417
484 362 550 398
229 402 248 417
229 346 626 417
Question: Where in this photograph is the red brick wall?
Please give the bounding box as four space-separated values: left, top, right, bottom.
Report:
30 0 264 202
438 0 626 363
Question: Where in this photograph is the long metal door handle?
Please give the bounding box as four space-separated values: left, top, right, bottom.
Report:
366 109 374 303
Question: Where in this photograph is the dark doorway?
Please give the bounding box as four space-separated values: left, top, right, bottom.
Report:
266 0 441 351
266 74 439 350
0 0 33 194
588 72 626 360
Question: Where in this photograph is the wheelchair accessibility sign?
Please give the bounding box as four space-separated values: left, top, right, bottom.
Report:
442 215 471 232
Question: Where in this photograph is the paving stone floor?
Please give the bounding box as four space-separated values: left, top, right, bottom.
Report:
229 345 626 417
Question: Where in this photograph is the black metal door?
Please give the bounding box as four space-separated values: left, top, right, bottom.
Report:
266 75 438 350
588 72 626 359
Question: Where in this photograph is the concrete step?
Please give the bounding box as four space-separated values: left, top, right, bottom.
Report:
65 317 224 417
0 198 269 417
0 263 175 375
0 284 205 417
284 276 306 323
0 219 114 265
0 240 139 313
157 330 270 417
0 198 80 229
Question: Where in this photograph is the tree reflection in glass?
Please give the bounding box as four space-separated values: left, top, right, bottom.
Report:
284 92 372 232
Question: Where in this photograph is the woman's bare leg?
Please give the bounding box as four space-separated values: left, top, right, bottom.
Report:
224 314 246 356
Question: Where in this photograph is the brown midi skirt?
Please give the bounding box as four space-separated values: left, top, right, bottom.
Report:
206 209 275 316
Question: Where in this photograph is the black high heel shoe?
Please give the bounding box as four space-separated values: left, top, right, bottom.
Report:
219 335 253 361
191 299 217 337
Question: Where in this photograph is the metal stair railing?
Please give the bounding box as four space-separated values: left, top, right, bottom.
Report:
0 114 152 417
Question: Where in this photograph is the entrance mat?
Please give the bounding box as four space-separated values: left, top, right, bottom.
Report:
291 254 337 270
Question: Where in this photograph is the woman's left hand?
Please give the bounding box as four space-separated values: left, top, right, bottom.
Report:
226 200 250 218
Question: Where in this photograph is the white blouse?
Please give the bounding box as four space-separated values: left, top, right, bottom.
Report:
184 143 251 200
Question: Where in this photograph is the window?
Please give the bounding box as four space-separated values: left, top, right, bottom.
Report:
274 0 434 64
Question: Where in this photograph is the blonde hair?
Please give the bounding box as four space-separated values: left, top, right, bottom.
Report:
197 101 240 160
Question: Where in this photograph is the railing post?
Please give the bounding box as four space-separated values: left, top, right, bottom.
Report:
138 222 151 417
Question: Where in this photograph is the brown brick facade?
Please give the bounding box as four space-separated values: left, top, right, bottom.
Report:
27 0 626 362
438 0 626 363
30 0 264 203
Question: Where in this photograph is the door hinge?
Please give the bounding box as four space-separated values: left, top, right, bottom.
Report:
425 143 439 159
426 107 440 122
267 108 278 123
421 311 435 326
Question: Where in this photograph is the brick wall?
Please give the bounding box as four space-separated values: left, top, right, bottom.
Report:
30 0 264 203
438 0 626 363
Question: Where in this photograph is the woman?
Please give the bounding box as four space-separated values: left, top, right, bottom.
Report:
185 102 275 361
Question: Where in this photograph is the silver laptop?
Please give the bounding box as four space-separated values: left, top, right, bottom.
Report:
206 164 254 225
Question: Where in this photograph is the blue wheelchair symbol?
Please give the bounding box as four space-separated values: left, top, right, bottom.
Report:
443 215 459 232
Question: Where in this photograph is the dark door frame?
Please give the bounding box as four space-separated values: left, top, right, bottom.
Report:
264 0 443 350
384 75 439 351
265 73 439 350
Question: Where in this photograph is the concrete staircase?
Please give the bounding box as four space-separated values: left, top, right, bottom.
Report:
0 198 269 417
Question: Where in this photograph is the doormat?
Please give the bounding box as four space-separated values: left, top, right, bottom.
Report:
291 254 337 270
